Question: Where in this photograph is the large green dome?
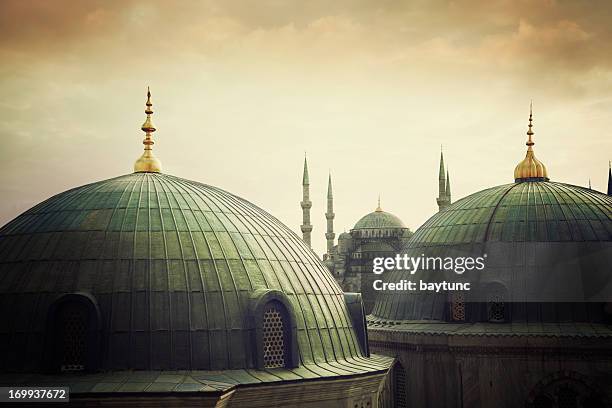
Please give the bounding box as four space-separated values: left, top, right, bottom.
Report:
411 181 611 243
371 181 612 322
0 172 368 372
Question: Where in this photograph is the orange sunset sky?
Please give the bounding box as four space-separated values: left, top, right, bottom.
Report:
1 0 611 254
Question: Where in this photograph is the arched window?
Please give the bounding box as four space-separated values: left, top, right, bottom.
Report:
527 372 607 408
394 362 407 408
557 386 578 408
262 302 287 368
487 293 505 322
532 394 553 408
451 292 466 322
57 302 89 372
486 283 507 322
250 290 298 370
45 293 101 373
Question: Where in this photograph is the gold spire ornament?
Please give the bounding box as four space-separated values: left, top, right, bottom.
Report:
513 102 548 182
134 87 162 173
376 195 382 212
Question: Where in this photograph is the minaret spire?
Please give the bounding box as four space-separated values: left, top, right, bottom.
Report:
608 161 612 195
376 195 382 212
446 168 451 204
437 146 451 211
527 101 534 145
300 154 313 247
134 87 162 173
325 172 335 255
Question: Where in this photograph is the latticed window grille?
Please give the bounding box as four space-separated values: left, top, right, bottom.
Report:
487 292 505 322
557 387 578 408
58 304 88 372
451 292 466 321
532 394 553 408
263 305 285 368
394 363 407 408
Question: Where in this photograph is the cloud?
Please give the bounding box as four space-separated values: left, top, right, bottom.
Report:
1 0 611 252
2 0 611 91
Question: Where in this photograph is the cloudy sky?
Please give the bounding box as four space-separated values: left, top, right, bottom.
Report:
1 0 611 254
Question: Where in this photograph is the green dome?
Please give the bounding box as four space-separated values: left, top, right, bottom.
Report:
0 172 367 372
353 210 406 230
371 181 612 322
411 182 611 243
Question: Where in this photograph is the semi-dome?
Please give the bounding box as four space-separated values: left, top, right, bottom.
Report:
338 232 351 240
372 109 612 323
0 91 373 375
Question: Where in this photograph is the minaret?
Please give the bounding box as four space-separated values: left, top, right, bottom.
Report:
134 87 162 173
300 155 313 247
446 168 452 205
608 162 612 195
325 172 335 255
436 147 451 211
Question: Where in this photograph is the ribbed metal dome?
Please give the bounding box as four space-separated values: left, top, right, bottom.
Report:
371 181 612 322
410 182 611 243
353 210 406 230
0 172 365 371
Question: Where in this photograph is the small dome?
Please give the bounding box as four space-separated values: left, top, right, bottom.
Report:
339 232 351 240
353 209 406 230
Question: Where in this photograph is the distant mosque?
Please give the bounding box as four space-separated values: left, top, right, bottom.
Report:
298 114 612 315
299 149 453 313
298 104 612 407
0 87 610 407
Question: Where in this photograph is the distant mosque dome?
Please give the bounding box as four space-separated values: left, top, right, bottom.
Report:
372 106 612 323
0 90 374 376
353 201 406 231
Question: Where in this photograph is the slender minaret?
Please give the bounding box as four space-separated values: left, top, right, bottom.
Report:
436 147 451 211
608 161 612 195
446 168 452 205
300 155 313 247
325 172 335 255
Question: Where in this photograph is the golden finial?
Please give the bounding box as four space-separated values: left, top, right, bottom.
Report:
134 87 162 173
526 101 534 144
514 102 548 182
375 195 382 212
